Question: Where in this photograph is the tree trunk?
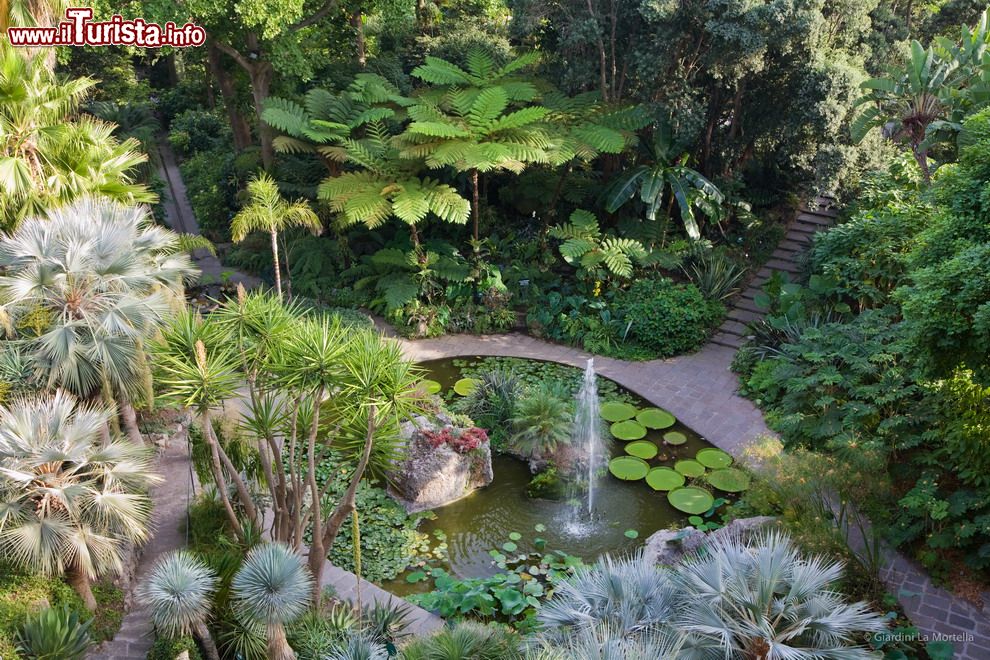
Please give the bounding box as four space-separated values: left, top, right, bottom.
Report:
200 412 246 542
352 10 366 67
267 622 296 660
119 401 143 445
207 40 253 151
193 620 221 660
471 169 480 241
68 566 97 611
249 63 276 171
270 230 283 298
912 143 932 184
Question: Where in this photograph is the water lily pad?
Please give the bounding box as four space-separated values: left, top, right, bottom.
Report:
508 531 522 541
636 407 676 429
663 431 687 445
611 420 647 440
645 467 685 491
608 456 650 481
453 378 481 396
624 529 639 539
667 486 715 514
707 468 751 492
696 448 733 469
420 379 442 394
625 440 658 460
674 459 705 478
601 401 637 422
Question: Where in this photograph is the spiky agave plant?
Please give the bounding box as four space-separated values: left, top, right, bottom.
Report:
140 551 221 660
232 543 313 660
401 621 523 660
672 531 888 659
0 391 158 610
535 552 675 647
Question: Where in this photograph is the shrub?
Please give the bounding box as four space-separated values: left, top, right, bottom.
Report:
14 606 91 660
0 565 88 660
509 384 574 458
179 148 237 243
167 109 232 157
147 635 204 660
615 278 725 357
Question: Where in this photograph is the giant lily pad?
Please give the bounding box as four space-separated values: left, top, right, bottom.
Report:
645 467 685 491
663 431 687 446
611 420 647 441
608 456 650 481
420 379 442 394
601 402 637 422
453 378 481 396
696 448 733 469
636 408 675 429
667 486 715 514
625 440 658 460
674 459 705 478
707 468 751 492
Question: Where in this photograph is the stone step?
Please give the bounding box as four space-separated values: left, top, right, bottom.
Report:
718 319 750 336
770 247 799 261
796 212 833 226
788 222 820 236
778 239 810 252
710 332 745 349
765 258 801 273
728 308 762 323
736 296 765 314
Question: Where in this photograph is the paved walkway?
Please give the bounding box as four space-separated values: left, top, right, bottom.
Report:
94 438 196 660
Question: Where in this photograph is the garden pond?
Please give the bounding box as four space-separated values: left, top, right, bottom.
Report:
387 357 748 594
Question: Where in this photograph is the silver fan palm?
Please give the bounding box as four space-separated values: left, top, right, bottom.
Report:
0 197 195 443
140 551 221 660
673 531 888 659
232 542 313 660
0 390 159 610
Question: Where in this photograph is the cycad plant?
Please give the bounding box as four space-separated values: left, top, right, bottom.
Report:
0 42 154 230
509 385 573 458
140 551 221 660
0 391 158 610
400 49 555 240
548 209 647 283
232 543 313 660
232 173 322 299
0 198 195 444
673 531 888 659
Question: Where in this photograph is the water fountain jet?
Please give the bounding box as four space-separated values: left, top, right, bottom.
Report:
573 358 604 517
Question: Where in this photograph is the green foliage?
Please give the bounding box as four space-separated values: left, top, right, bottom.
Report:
147 635 204 660
741 308 928 452
508 384 573 458
549 209 647 281
452 369 522 448
314 455 428 582
179 148 238 242
14 606 91 660
400 621 523 660
682 249 747 302
0 563 88 660
614 278 725 358
167 109 232 158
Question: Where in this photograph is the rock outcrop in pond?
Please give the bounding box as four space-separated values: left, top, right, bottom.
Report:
388 414 494 513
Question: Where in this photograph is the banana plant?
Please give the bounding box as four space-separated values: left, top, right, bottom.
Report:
602 121 723 241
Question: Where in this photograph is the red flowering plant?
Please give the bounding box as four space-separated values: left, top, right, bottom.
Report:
422 426 489 454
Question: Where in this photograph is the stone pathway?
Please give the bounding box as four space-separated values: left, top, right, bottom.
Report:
711 195 838 348
93 438 197 660
390 195 990 658
155 142 261 289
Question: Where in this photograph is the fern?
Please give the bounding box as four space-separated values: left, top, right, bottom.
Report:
549 209 646 281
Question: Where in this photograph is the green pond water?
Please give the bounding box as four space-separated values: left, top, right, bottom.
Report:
386 356 728 593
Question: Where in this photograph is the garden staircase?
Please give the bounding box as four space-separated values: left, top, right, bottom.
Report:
710 195 839 349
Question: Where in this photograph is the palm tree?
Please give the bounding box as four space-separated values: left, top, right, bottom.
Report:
536 553 675 648
0 391 158 610
232 543 312 660
140 551 221 660
0 198 195 444
399 49 556 240
673 531 888 659
509 385 573 458
232 173 322 299
401 621 522 660
603 121 723 242
527 624 678 660
0 42 154 230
